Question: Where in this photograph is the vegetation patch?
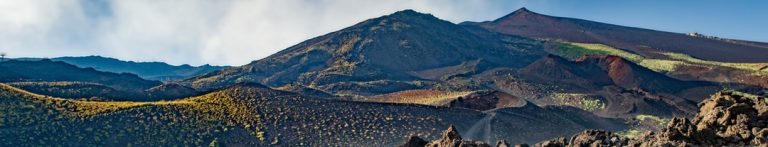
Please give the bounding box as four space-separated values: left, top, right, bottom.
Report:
663 52 768 75
366 89 474 106
551 42 685 73
615 128 644 139
616 114 672 139
550 93 606 112
635 114 671 126
552 42 768 76
0 83 265 145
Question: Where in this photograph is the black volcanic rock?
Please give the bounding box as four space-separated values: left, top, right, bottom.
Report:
468 8 768 63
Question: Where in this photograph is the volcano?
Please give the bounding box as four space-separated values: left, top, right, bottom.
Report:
465 8 768 63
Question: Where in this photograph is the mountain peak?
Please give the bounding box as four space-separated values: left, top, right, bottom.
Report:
493 7 544 22
515 7 531 13
392 9 419 15
384 9 438 21
511 7 538 16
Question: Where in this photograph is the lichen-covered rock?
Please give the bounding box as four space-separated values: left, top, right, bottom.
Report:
630 91 768 146
496 140 510 147
568 130 627 146
401 126 501 147
533 137 566 147
401 91 768 147
401 136 429 147
512 144 528 147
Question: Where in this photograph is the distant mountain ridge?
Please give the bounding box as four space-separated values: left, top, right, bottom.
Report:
0 59 160 91
17 56 226 81
465 8 768 63
0 59 199 101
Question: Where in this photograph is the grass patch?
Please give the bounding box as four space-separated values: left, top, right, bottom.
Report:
550 93 606 112
552 42 682 73
552 42 768 76
635 114 671 126
615 128 645 139
367 90 474 106
663 52 768 75
0 83 266 143
553 43 643 62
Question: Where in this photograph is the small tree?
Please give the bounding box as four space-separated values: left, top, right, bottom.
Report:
0 52 6 61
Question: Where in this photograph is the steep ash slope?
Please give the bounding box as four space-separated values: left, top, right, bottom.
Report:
183 10 546 94
467 8 768 63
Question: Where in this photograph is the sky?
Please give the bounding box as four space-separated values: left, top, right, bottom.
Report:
0 0 766 66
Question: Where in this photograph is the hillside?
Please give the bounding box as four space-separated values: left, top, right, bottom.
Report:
5 82 143 101
513 55 719 117
546 42 768 89
0 83 626 146
466 8 768 63
364 90 526 111
17 56 226 81
183 9 547 96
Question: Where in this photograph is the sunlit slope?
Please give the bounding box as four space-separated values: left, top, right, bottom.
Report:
0 83 265 146
551 42 768 74
0 83 625 146
549 42 768 88
366 89 474 105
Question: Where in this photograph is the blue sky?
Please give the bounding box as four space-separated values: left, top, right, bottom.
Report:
0 0 765 66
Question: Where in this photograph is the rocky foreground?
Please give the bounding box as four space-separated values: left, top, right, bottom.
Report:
401 91 768 147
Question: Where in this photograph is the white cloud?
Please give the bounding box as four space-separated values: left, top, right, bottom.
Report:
0 0 522 66
0 1 90 55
